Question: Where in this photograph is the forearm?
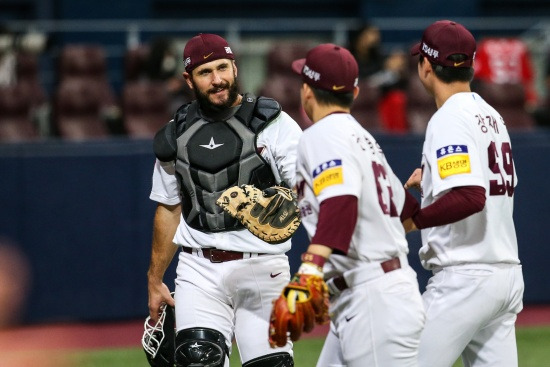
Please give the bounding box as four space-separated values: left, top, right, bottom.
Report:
147 203 181 284
306 244 333 259
411 186 486 229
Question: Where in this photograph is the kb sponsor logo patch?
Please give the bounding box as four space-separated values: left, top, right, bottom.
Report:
437 145 470 179
312 159 343 195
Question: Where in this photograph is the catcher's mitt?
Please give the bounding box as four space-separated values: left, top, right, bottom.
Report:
268 273 330 348
216 185 301 244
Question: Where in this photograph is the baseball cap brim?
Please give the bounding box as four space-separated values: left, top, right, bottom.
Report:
410 42 421 56
291 58 306 75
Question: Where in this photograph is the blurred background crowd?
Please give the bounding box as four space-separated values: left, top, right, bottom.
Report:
1 0 550 329
0 0 549 144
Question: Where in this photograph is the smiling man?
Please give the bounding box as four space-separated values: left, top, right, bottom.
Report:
144 33 302 367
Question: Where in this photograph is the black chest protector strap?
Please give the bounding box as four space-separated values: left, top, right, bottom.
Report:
154 94 282 232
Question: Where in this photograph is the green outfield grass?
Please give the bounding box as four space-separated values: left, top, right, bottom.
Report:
72 326 550 367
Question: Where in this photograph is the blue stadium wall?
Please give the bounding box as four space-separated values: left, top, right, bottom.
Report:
0 131 549 324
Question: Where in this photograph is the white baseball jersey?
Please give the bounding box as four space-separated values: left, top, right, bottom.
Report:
295 113 409 273
419 92 520 270
150 110 302 254
297 113 425 367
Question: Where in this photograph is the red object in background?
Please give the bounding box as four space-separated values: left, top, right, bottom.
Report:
474 37 538 107
378 89 408 133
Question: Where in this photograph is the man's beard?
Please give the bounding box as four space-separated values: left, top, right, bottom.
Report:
193 77 240 115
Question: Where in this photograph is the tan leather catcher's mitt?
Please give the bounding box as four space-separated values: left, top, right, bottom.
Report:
216 185 301 244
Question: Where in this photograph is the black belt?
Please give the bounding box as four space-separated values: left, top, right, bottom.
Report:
182 247 266 263
331 257 402 291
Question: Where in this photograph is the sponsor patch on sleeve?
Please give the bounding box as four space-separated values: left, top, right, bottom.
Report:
312 159 343 195
436 145 471 179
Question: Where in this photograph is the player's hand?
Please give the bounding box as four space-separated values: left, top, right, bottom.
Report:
147 280 175 323
269 273 330 347
402 217 418 233
404 168 422 190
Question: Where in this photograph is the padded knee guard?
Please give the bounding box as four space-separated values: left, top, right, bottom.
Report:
242 352 294 367
174 327 229 367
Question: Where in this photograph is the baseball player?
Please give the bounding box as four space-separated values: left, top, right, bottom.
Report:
405 20 525 367
147 33 302 366
269 43 425 366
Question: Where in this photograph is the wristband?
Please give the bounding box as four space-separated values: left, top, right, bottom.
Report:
301 252 327 268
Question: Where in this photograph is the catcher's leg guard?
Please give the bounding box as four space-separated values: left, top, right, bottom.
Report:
242 352 294 367
174 327 228 367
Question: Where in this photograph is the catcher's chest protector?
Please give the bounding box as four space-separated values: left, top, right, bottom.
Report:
169 94 280 232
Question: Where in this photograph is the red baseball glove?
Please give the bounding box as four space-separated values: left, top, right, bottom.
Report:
268 273 330 348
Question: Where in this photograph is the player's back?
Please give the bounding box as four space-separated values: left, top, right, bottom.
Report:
421 92 520 268
470 92 519 263
299 114 409 267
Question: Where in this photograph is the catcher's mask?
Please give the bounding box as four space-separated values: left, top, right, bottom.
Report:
142 301 176 367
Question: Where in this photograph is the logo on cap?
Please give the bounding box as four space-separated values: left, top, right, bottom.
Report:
332 85 345 91
203 52 214 59
224 47 232 54
303 65 321 82
422 42 439 59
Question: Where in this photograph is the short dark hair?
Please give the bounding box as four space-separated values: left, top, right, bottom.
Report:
311 87 354 108
419 54 474 83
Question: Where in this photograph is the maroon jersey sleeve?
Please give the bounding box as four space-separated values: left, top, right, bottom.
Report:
412 186 486 229
311 195 358 254
401 190 421 222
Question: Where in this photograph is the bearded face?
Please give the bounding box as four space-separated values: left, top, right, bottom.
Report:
188 60 240 115
192 76 240 115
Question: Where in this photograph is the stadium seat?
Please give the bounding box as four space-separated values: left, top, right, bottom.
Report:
54 79 110 140
266 41 309 76
256 41 317 130
58 45 108 82
474 81 535 130
258 73 311 130
406 75 437 134
0 84 40 141
16 52 37 79
15 52 48 105
124 45 150 81
56 44 120 130
351 79 382 132
122 81 172 138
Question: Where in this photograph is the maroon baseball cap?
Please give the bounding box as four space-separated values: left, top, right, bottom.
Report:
292 43 358 93
183 33 235 73
410 20 476 68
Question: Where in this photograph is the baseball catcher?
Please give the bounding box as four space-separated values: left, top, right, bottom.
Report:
216 184 301 244
268 254 330 348
142 302 175 367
